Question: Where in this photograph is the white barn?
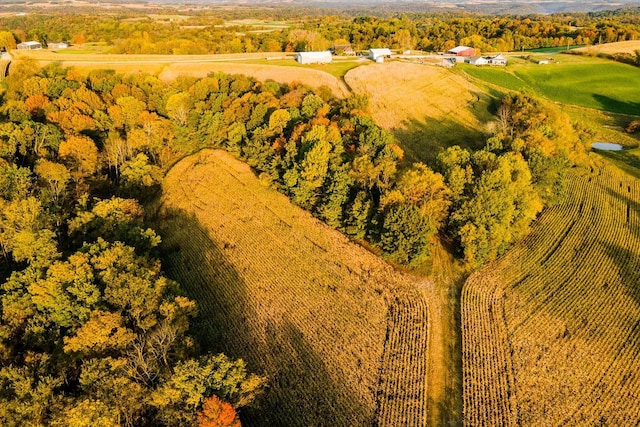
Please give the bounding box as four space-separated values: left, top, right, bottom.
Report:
369 48 392 61
17 41 42 50
296 51 332 64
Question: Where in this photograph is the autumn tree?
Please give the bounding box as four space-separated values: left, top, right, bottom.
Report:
58 135 99 189
450 151 542 265
197 396 240 427
0 237 262 426
34 159 70 203
0 31 16 51
378 163 450 264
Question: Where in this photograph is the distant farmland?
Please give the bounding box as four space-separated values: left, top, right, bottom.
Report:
574 40 640 56
461 55 640 116
157 150 431 426
9 50 351 98
462 163 640 425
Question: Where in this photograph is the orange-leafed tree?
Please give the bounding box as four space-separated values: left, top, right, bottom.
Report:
58 135 99 180
197 395 241 427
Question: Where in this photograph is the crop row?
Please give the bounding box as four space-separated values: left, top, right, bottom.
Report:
462 272 517 426
375 292 430 426
160 150 426 426
462 165 640 425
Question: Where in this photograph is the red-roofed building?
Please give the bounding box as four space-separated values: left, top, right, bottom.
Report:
447 46 476 56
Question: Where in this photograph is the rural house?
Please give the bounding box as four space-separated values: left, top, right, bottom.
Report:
295 51 332 64
486 54 507 65
17 41 42 50
447 45 476 56
369 48 392 62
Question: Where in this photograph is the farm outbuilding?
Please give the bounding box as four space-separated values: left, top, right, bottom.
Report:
296 51 332 64
447 45 476 56
331 44 355 55
369 48 392 62
17 41 42 50
48 42 69 50
467 56 488 65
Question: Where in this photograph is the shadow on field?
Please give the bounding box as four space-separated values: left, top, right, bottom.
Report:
602 241 640 312
155 208 370 426
157 208 260 363
393 117 487 166
593 94 640 116
601 184 640 238
596 149 640 180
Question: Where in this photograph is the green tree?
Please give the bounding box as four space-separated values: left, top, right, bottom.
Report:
379 204 431 265
451 152 542 266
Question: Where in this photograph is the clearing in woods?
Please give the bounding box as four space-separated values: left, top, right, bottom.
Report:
156 149 433 426
344 62 494 164
462 162 640 425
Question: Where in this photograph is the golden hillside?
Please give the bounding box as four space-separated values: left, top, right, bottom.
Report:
157 149 432 426
574 40 640 56
463 164 640 425
344 62 493 163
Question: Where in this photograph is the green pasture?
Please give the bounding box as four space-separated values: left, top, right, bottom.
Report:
461 55 640 116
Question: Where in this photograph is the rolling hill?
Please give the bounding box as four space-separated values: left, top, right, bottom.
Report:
344 62 494 164
156 149 433 426
574 40 640 56
462 162 640 425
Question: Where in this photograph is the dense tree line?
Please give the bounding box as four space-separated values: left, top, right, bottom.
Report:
1 8 640 54
437 93 588 265
0 63 270 426
0 58 452 267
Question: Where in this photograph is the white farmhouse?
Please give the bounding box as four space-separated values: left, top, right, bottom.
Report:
295 51 332 64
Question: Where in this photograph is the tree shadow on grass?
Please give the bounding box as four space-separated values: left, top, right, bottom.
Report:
154 208 372 426
592 94 640 117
